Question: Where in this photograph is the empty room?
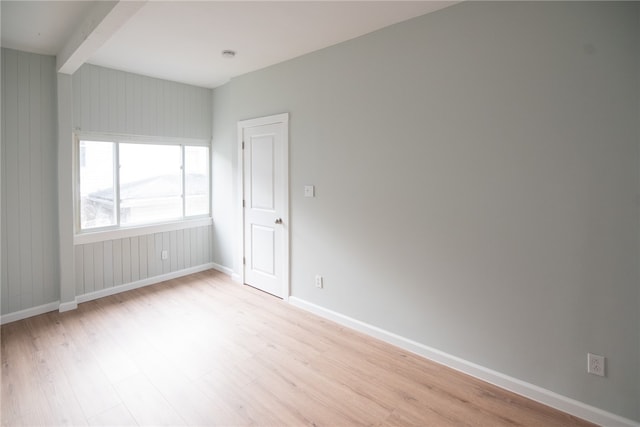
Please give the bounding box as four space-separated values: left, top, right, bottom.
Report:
1 1 639 426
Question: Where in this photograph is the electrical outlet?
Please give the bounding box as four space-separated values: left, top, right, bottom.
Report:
587 353 605 377
161 250 168 260
315 275 323 288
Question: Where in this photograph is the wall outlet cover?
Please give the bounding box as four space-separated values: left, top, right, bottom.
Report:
587 353 605 377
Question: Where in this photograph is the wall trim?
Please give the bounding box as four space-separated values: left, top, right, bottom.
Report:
58 300 78 313
289 297 639 427
2 263 216 323
1 301 61 325
75 263 216 305
74 217 213 245
75 130 210 147
210 262 234 276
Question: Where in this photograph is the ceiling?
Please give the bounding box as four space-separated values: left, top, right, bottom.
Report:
1 1 457 89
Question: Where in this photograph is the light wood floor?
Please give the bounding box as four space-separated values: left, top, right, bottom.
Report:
1 270 595 426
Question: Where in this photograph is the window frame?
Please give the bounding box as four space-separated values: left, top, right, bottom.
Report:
73 132 212 245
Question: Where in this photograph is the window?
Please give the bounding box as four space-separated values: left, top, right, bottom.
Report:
79 140 116 228
77 137 210 232
184 146 210 217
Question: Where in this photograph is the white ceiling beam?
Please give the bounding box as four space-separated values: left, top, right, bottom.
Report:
57 1 146 75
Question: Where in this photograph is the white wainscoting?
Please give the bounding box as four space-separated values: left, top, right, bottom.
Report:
74 225 213 296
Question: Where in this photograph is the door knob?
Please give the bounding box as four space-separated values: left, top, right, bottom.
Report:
275 218 283 224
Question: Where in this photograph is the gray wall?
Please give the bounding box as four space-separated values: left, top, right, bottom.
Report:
72 64 212 139
1 48 59 314
68 64 214 299
1 57 215 316
211 82 235 269
211 2 639 421
73 227 212 296
67 64 214 299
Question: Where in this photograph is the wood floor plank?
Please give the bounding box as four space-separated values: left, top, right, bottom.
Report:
1 270 597 427
29 348 89 426
1 322 60 426
113 373 186 426
86 404 138 426
198 363 265 425
47 322 124 419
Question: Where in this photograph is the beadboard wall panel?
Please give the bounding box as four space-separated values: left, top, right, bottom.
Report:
68 63 214 301
74 226 213 296
1 48 59 316
1 52 214 320
72 64 212 140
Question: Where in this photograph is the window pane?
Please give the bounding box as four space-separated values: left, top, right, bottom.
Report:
79 140 116 229
185 146 210 216
119 143 182 226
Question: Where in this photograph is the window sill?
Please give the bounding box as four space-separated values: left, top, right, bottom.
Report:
74 217 213 246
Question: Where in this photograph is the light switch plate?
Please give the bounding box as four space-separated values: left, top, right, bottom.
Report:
304 185 315 198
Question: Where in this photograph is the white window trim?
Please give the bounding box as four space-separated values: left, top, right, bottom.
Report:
74 217 213 245
74 132 212 244
76 131 210 146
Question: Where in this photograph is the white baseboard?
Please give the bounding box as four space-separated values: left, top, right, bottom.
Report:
58 300 78 312
289 297 639 427
208 261 240 283
76 263 216 304
1 264 218 324
210 262 234 277
1 301 60 325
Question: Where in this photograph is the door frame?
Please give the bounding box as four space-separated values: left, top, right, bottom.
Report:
237 113 290 299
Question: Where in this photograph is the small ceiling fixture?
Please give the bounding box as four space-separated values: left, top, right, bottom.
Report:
221 50 236 59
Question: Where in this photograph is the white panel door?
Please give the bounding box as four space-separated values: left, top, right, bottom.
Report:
242 116 288 298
